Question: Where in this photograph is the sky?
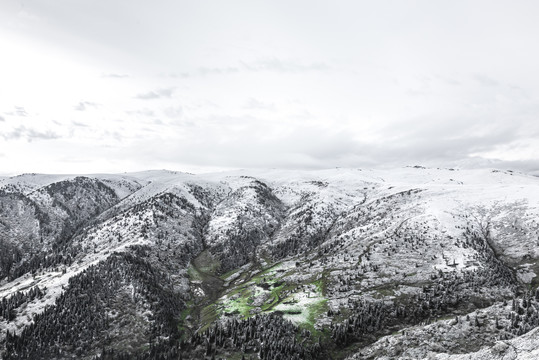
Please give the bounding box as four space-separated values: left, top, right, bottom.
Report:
1 0 539 175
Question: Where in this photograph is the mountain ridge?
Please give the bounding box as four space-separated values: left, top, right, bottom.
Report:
1 167 539 359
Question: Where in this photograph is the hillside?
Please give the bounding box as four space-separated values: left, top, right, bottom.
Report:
1 167 539 359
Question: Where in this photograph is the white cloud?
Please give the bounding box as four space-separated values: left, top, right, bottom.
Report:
135 88 175 100
1 1 539 175
1 125 60 142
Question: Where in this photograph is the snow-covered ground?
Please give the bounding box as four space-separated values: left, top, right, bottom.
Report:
1 166 539 357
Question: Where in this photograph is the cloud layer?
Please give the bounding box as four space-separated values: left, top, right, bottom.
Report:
0 1 538 175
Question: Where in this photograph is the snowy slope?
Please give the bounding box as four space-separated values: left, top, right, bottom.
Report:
1 166 539 359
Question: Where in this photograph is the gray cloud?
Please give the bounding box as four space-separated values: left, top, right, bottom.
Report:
474 74 500 87
117 126 358 170
0 115 4 122
243 98 275 111
72 121 88 127
371 116 524 162
3 1 539 175
74 101 98 111
163 106 182 119
292 110 315 120
110 110 538 174
493 159 539 176
4 106 28 117
15 106 28 116
135 88 175 100
445 78 462 86
2 126 60 141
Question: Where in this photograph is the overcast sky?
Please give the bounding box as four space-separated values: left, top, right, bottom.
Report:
1 0 539 175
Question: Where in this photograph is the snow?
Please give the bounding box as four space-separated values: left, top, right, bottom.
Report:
274 290 324 325
434 326 539 360
2 166 539 350
0 255 108 336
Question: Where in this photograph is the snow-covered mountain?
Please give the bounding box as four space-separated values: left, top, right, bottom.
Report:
1 167 539 359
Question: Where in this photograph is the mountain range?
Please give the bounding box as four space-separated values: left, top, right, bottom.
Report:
1 167 539 359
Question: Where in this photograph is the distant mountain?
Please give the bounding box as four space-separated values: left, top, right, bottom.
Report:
1 167 539 359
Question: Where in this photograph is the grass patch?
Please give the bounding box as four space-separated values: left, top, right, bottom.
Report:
179 307 191 323
311 276 327 296
187 265 203 282
178 303 193 339
261 282 295 312
253 262 283 279
303 298 328 335
222 288 256 318
199 303 219 333
275 288 327 331
374 287 396 298
200 261 332 335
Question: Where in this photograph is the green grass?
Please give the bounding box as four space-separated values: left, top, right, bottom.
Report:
178 303 193 339
253 273 280 286
373 287 396 298
215 262 299 320
311 276 327 296
254 262 283 278
260 283 288 311
187 265 203 281
199 303 219 333
302 298 328 335
274 282 327 332
180 305 191 322
197 260 333 339
222 288 256 318
219 262 289 315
